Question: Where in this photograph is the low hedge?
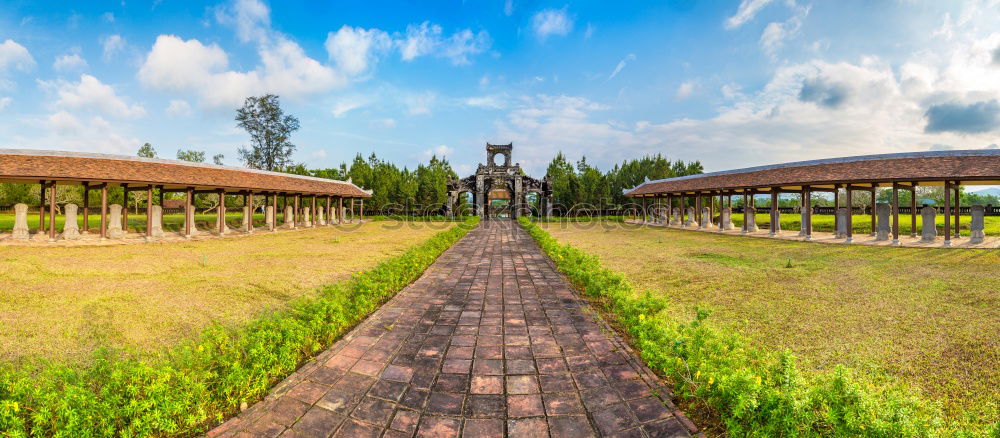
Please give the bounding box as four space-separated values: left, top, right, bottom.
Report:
0 217 479 437
517 217 996 437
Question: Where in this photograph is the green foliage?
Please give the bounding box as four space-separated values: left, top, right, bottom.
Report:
0 217 479 436
176 149 206 163
517 217 994 437
236 94 300 171
137 143 157 158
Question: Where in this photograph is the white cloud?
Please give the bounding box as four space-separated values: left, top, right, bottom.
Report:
310 149 327 159
464 94 507 109
102 35 126 60
674 80 696 100
422 144 453 159
166 99 191 117
726 0 773 29
504 0 514 16
532 7 573 40
43 74 146 119
138 35 343 107
584 23 595 39
398 22 490 65
102 12 115 23
405 92 436 116
53 53 87 71
0 96 11 110
325 26 391 76
760 5 809 58
608 53 636 80
370 118 396 128
0 39 35 74
33 111 139 154
214 0 271 44
331 97 366 117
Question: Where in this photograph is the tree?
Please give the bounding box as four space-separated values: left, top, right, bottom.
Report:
213 154 225 165
137 143 157 158
235 94 299 171
176 149 205 163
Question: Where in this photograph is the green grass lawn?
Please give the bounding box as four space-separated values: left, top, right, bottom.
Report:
0 221 453 364
692 213 1000 235
542 222 999 424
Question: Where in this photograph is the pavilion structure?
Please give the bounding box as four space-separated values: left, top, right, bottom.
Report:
0 149 372 243
624 150 1000 247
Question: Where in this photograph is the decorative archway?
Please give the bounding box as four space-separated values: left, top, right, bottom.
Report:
447 143 552 219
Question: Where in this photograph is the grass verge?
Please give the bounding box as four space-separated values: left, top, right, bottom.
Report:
518 217 997 437
0 217 479 436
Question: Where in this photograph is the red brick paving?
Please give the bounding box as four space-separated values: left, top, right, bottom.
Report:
208 221 697 437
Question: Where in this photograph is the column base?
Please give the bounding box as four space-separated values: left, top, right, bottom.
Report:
804 235 812 241
846 237 853 243
943 240 952 246
891 239 900 245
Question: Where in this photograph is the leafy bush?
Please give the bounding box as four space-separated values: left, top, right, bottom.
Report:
0 217 478 437
518 217 994 437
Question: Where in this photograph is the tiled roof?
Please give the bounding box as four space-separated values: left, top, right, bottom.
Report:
0 149 372 197
626 150 1000 196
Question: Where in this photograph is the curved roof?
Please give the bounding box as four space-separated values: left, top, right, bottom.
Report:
626 149 1000 196
0 149 372 197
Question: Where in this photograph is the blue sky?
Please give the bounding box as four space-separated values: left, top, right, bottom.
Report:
1 0 999 178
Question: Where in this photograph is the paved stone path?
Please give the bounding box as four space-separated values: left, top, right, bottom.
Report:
210 221 697 437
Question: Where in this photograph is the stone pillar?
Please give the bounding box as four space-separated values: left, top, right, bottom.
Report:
108 204 125 238
670 207 681 226
61 203 81 240
875 203 890 241
684 207 696 226
317 207 326 226
283 205 294 228
11 203 31 239
185 203 198 237
920 206 936 242
721 207 734 230
242 206 251 232
773 209 781 234
744 207 758 233
699 207 710 228
970 205 986 244
835 207 849 238
303 207 312 227
265 205 275 230
149 205 164 238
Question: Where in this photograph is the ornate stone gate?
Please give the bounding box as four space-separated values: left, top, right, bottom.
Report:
447 143 552 219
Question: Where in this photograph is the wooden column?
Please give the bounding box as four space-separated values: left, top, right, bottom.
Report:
770 189 778 235
271 193 278 231
846 187 853 241
145 185 153 239
803 185 812 239
350 198 356 223
123 185 129 233
248 192 255 233
833 184 840 234
48 183 56 241
360 199 364 221
83 182 90 233
910 182 917 238
338 197 344 224
943 181 951 245
217 189 225 234
642 196 647 223
742 192 749 232
100 184 108 239
891 182 900 244
870 188 877 236
294 195 300 228
326 196 332 225
312 195 317 227
39 180 46 234
953 181 960 238
185 187 193 237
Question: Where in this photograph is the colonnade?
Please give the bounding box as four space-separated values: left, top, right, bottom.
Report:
636 181 990 246
8 181 366 242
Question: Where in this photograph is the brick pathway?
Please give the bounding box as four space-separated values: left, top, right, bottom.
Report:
210 221 697 437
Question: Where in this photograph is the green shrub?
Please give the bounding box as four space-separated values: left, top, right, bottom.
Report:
0 217 479 437
518 217 994 437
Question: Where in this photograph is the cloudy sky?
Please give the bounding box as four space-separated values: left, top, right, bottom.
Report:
1 0 999 177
